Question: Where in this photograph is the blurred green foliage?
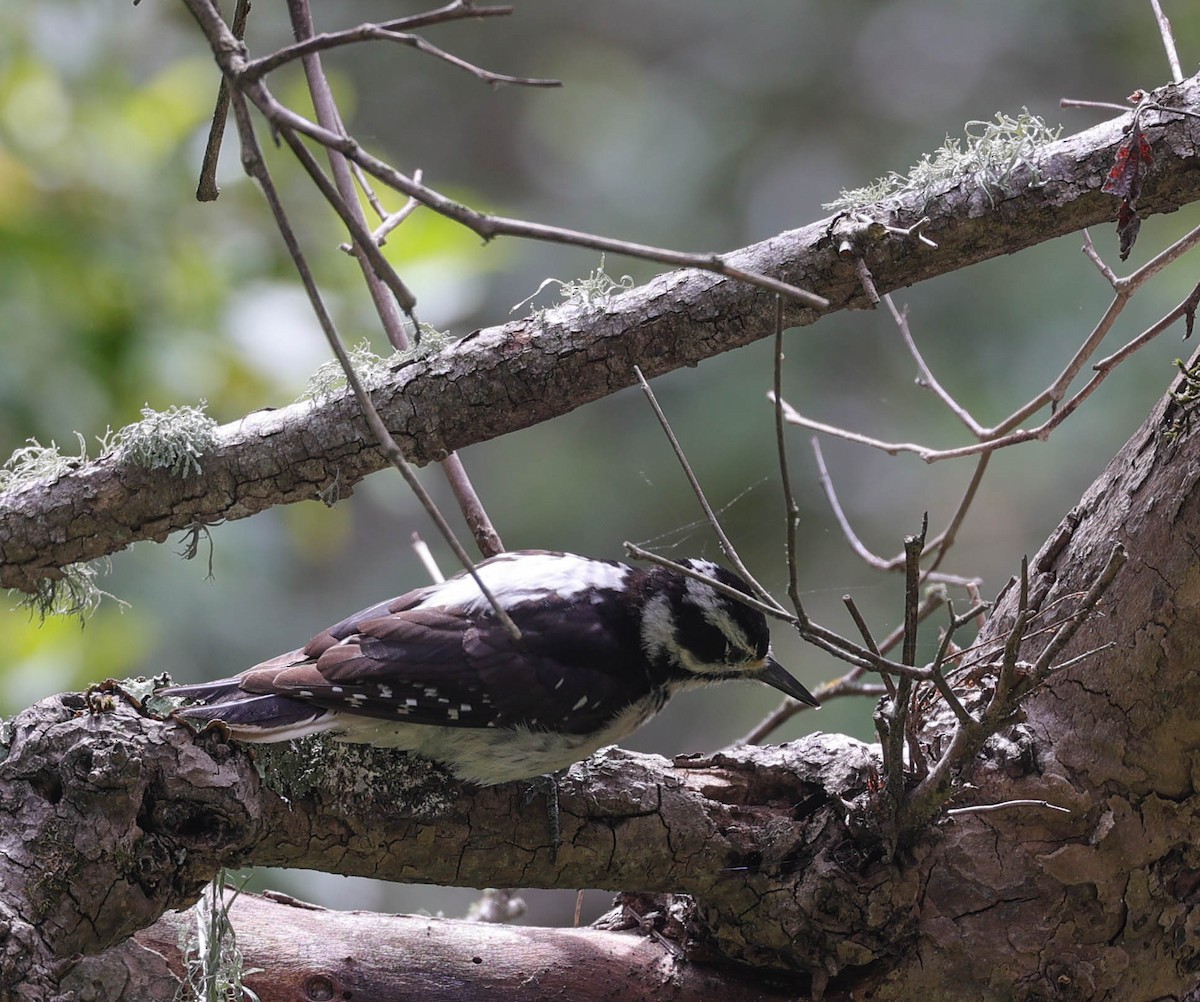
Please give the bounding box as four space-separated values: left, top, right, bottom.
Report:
3 0 1200 920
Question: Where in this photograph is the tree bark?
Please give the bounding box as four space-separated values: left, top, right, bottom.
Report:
69 891 803 1002
5 353 1200 998
5 75 1200 594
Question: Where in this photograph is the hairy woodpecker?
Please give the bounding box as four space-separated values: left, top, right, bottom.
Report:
162 550 818 784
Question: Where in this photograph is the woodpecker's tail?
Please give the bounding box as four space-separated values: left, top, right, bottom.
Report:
160 679 333 741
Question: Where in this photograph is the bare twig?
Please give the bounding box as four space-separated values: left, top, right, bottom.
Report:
442 453 505 557
886 294 984 437
340 169 425 253
925 604 976 728
195 0 251 202
286 0 504 558
810 436 890 569
411 532 445 584
176 0 829 311
1060 98 1131 114
633 365 781 610
899 545 1125 833
853 257 881 306
873 588 949 659
1081 228 1120 284
1151 0 1184 84
843 594 893 698
227 91 520 642
778 220 1200 464
922 455 990 579
245 23 562 87
897 524 926 774
1024 544 1126 683
773 297 807 623
809 437 982 588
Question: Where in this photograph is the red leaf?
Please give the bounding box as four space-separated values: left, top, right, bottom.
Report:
1116 199 1141 261
1102 123 1153 202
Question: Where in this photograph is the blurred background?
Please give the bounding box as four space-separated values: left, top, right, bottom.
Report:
2 0 1199 923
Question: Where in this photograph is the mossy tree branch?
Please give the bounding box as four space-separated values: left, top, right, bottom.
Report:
4 73 1200 594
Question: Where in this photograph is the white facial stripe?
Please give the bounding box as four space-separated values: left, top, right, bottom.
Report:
683 574 752 654
418 552 630 613
639 592 675 660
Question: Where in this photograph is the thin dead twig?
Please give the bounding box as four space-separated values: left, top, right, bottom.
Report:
778 220 1200 464
898 544 1125 833
808 437 982 588
1151 0 1184 84
286 0 504 557
244 23 561 88
227 91 520 641
632 366 783 612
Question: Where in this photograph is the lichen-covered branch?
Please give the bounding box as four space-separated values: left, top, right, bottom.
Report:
5 75 1200 592
0 690 886 997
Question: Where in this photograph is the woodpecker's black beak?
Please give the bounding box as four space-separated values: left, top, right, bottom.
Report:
756 654 820 707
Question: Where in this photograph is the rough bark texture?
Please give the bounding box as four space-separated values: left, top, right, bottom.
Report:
4 75 1200 594
6 358 1200 998
0 687 888 999
882 364 1200 1001
9 65 1200 1002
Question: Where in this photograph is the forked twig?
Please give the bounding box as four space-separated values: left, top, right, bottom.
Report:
286 0 504 558
177 0 829 311
897 544 1126 833
777 221 1200 464
227 91 520 642
809 437 982 588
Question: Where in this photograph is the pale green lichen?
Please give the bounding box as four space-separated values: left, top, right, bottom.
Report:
824 108 1062 212
15 558 129 624
176 870 261 1002
109 402 219 478
0 434 89 494
3 404 214 623
1163 357 1200 442
299 327 452 405
511 255 635 321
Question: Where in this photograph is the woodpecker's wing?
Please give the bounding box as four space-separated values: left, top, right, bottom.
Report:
167 589 649 738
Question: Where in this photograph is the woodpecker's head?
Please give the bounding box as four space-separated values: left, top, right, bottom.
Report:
639 559 818 706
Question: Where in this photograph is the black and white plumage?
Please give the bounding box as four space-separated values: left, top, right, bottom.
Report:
162 550 818 786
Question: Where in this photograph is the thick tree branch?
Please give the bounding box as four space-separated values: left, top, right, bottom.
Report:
70 892 800 1002
0 691 883 996
4 77 1200 592
8 358 1200 996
